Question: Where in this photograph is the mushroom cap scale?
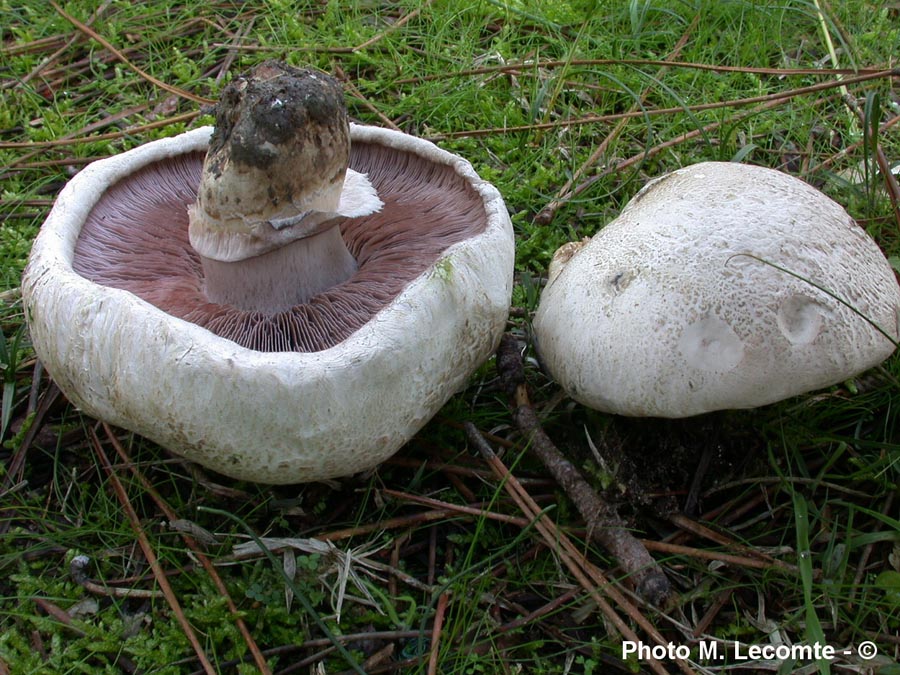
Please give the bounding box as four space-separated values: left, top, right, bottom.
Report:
533 161 900 418
23 125 514 483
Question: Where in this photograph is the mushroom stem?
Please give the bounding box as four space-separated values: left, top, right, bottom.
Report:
200 225 357 313
186 60 381 314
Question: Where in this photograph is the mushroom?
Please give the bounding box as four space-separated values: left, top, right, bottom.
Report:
532 161 900 418
21 61 514 483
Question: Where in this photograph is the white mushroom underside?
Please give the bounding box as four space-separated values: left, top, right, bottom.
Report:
533 162 900 417
22 125 515 483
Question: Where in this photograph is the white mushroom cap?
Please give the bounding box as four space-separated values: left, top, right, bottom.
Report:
533 161 900 418
22 125 514 483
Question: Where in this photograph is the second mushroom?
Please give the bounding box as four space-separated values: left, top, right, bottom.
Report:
533 162 900 418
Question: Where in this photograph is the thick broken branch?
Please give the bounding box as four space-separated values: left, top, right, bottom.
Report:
495 334 670 605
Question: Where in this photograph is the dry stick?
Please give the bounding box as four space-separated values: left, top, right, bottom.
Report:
102 425 273 675
691 577 741 639
640 540 793 573
396 57 885 85
319 509 460 542
214 16 255 85
427 592 450 675
495 334 670 605
382 488 531 528
467 425 694 675
812 112 900 175
69 554 163 599
18 0 112 88
352 0 433 53
88 427 218 675
0 111 200 179
544 94 809 214
496 586 582 635
0 380 60 494
702 474 872 500
843 92 900 227
50 1 213 105
31 597 87 636
339 73 402 131
0 34 70 58
848 491 895 609
812 0 900 227
537 14 698 224
387 455 553 488
428 69 895 140
668 512 798 573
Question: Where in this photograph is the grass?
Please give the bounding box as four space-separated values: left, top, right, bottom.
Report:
1 0 899 673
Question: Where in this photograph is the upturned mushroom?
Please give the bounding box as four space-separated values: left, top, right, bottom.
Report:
533 161 900 418
22 61 514 483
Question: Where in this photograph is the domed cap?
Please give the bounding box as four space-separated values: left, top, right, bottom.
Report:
533 162 900 418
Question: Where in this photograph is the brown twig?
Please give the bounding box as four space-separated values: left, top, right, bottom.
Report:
848 491 895 609
640 539 794 573
426 69 896 140
382 488 531 528
496 587 582 635
810 112 900 176
31 596 87 636
385 455 551 488
50 1 212 105
318 509 462 542
0 379 60 496
810 0 900 228
536 14 699 224
102 424 273 675
668 512 797 573
495 334 670 605
337 68 402 131
535 95 794 216
842 93 900 228
352 1 433 53
427 591 450 675
691 575 742 639
69 554 163 599
0 111 201 149
395 57 889 85
88 427 218 675
467 424 694 675
0 111 200 179
16 1 111 89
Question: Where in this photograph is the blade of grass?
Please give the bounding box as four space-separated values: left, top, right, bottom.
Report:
466 422 694 675
793 492 831 675
49 1 212 105
87 427 217 675
726 254 899 347
429 69 896 139
102 424 273 675
198 505 367 675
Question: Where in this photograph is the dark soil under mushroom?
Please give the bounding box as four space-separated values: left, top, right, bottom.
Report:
73 141 488 352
